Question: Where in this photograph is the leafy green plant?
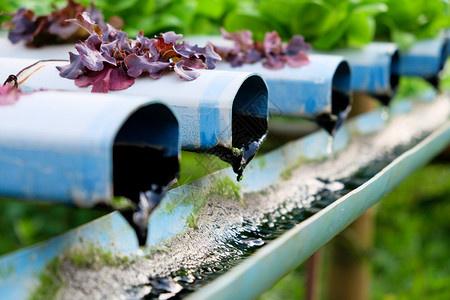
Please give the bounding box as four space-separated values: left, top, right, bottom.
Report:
375 0 450 50
224 0 388 50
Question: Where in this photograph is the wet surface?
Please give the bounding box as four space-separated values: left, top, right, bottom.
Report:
314 108 349 137
208 115 267 181
129 140 419 299
315 87 351 136
208 133 266 181
57 97 450 300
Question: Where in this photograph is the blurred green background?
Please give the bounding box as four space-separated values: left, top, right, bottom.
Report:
0 0 449 299
1 0 449 49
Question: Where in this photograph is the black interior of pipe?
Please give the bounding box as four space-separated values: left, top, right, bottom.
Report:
112 103 179 245
369 50 400 106
113 103 179 200
315 61 351 136
232 75 268 150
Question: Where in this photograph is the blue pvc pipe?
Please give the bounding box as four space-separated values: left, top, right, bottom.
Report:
0 58 268 152
321 43 399 97
0 90 180 207
397 38 449 78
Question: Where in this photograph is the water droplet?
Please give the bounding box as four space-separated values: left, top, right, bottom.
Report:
207 134 267 181
381 106 390 121
242 238 265 247
327 135 334 154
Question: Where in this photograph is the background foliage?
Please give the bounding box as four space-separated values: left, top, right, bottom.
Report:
1 0 449 49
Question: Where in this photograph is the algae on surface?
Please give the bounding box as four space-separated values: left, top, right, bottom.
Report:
30 247 132 300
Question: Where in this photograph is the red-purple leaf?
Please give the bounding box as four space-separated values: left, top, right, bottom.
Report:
286 35 312 55
3 1 112 47
181 57 206 70
75 42 115 71
192 43 222 69
162 31 183 44
6 9 37 44
125 54 170 79
58 18 218 89
215 28 311 70
0 85 21 106
286 51 310 68
75 65 134 93
174 61 200 81
56 52 84 79
69 11 101 35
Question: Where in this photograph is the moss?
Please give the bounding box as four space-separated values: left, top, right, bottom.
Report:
30 247 133 299
208 177 241 200
280 168 293 180
162 200 178 213
66 247 131 270
29 257 65 300
186 212 199 229
111 196 136 210
259 190 268 196
280 157 308 181
231 147 244 157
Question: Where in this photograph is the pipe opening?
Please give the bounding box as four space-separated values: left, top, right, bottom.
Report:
439 39 449 72
113 103 179 245
368 50 400 106
425 40 450 88
316 61 351 136
390 50 400 93
208 75 268 180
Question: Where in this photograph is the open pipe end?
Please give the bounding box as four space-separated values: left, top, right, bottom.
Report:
112 103 180 245
316 61 352 136
369 49 400 106
425 39 450 89
208 75 268 181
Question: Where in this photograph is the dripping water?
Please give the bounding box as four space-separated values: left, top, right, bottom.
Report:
207 134 266 181
314 88 350 137
381 106 390 121
207 115 267 181
327 135 334 154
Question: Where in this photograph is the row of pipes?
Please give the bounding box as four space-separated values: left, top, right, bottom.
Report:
0 34 449 244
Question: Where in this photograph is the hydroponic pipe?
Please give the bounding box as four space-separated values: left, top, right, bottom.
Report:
187 37 351 136
0 90 180 207
322 42 399 106
396 37 449 88
0 58 269 179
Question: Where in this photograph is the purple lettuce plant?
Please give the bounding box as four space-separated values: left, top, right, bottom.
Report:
57 12 221 92
214 28 311 70
3 0 108 48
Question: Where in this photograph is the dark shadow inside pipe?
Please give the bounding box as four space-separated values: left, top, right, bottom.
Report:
113 103 179 199
315 61 351 136
113 103 179 245
207 75 268 180
232 75 268 149
369 50 399 106
390 50 400 94
425 39 449 89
